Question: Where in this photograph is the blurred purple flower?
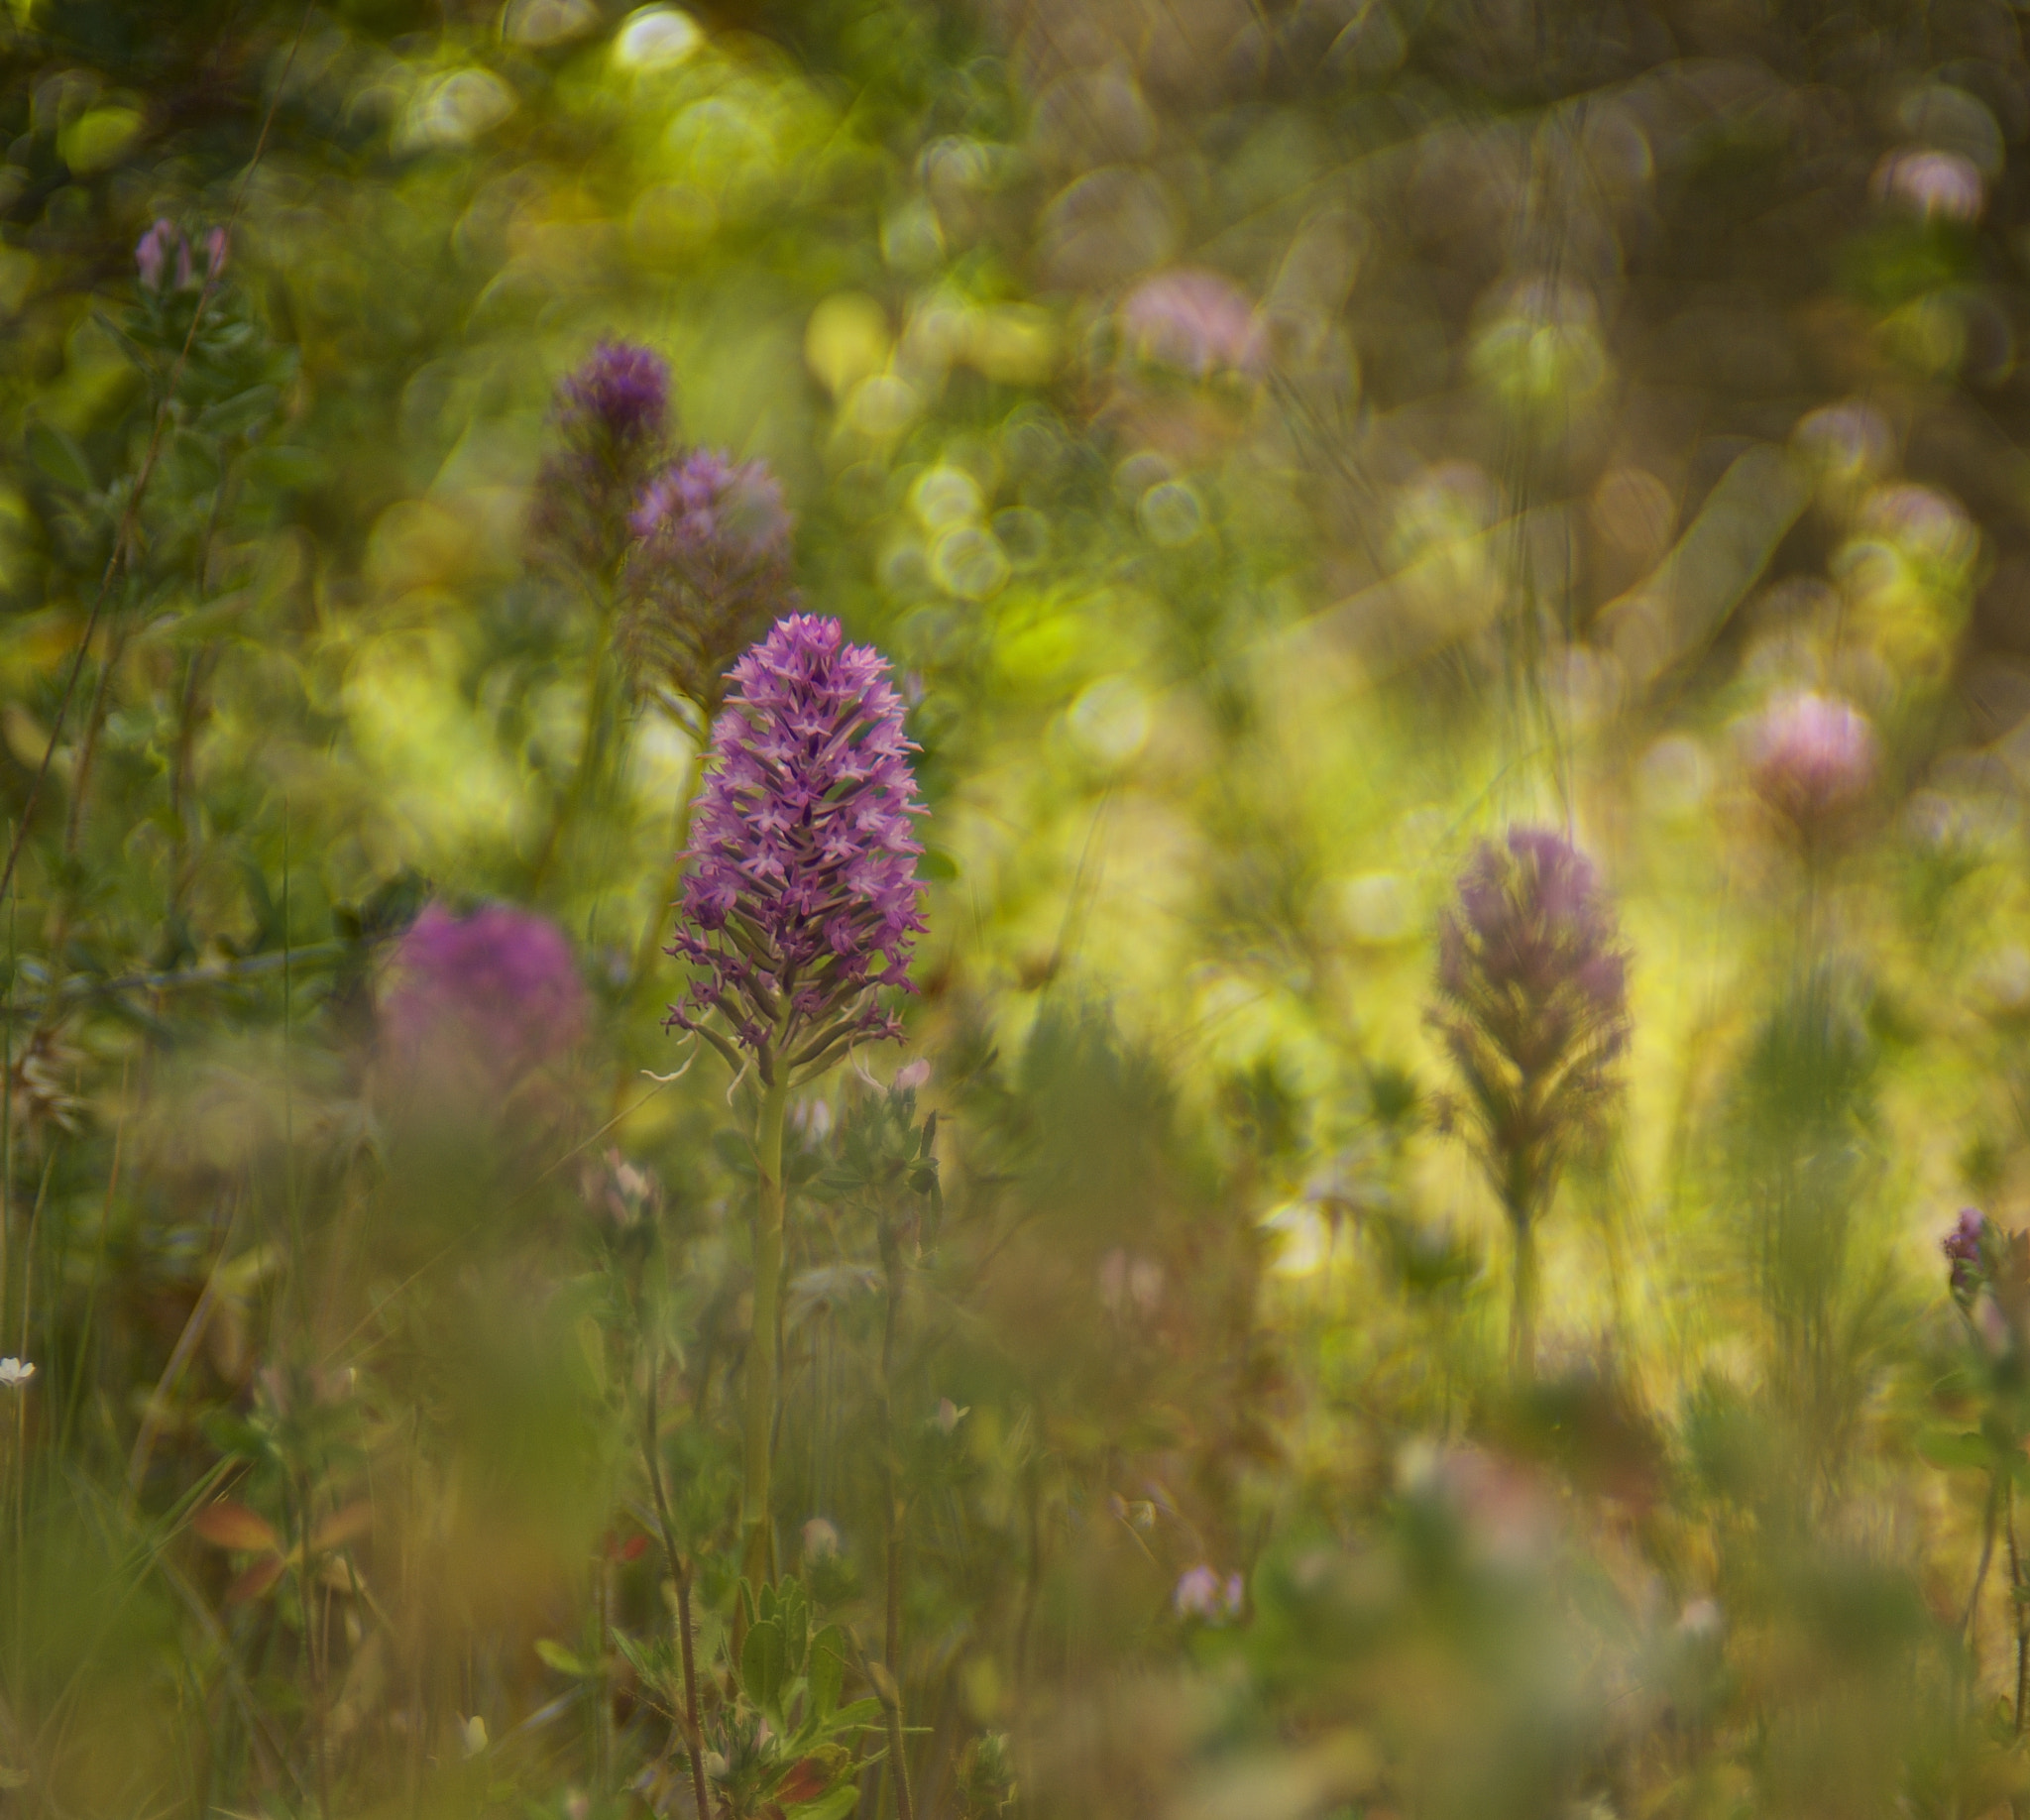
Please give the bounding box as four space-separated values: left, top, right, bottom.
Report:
1793 399 1892 480
630 449 788 549
136 219 226 294
1874 148 1984 223
668 615 926 1083
1429 827 1631 1224
559 339 671 452
529 339 675 579
136 219 175 290
620 451 796 715
1120 269 1265 380
1174 1563 1244 1623
1745 690 1878 831
1945 1207 1987 1299
380 902 589 1118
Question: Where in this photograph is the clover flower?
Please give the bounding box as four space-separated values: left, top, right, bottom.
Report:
1874 147 1984 223
379 902 589 1118
1174 1563 1244 1623
1120 269 1265 380
667 614 926 1084
529 339 674 577
1746 690 1878 832
620 449 796 718
1945 1206 1987 1300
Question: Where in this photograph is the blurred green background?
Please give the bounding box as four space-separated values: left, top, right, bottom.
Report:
5 0 2030 1814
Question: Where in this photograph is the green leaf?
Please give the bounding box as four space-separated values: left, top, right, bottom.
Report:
777 1577 810 1671
238 446 324 492
715 1130 757 1177
820 1698 885 1733
917 848 959 881
26 423 94 494
742 1617 788 1715
1916 1427 1992 1473
534 1639 594 1678
808 1624 847 1717
197 385 280 439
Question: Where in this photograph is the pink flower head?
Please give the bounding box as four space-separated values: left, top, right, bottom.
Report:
1174 1563 1244 1623
136 219 228 294
1746 691 1878 829
1874 148 1984 223
380 903 589 1118
667 614 927 1082
136 219 176 291
1120 269 1265 380
1945 1206 1987 1300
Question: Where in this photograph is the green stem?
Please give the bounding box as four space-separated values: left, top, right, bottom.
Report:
1510 1211 1537 1385
741 1076 790 1593
530 627 620 896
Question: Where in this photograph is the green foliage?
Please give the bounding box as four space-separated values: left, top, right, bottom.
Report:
3 0 2030 1814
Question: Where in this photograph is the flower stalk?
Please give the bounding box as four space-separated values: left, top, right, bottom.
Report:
1429 827 1630 1381
741 1071 790 1593
671 614 926 1599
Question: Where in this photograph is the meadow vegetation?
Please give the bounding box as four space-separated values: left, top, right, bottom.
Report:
3 0 2030 1816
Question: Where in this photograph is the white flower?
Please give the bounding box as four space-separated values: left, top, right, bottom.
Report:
802 1517 841 1559
0 1359 37 1389
460 1714 488 1759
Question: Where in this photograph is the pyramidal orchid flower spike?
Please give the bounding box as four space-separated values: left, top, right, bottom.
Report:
621 448 796 720
670 613 927 1597
668 613 926 1088
529 339 675 580
1429 826 1630 1377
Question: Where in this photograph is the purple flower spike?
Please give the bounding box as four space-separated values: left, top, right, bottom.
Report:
529 339 675 578
667 614 927 1083
1429 826 1631 1224
380 902 589 1120
1945 1207 1988 1299
621 450 796 716
1746 690 1878 833
559 339 672 452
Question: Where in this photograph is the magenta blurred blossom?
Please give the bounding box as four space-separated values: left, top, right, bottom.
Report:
1120 269 1266 379
668 614 926 1081
1174 1563 1244 1623
380 902 589 1115
1430 827 1631 1222
1745 691 1878 829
